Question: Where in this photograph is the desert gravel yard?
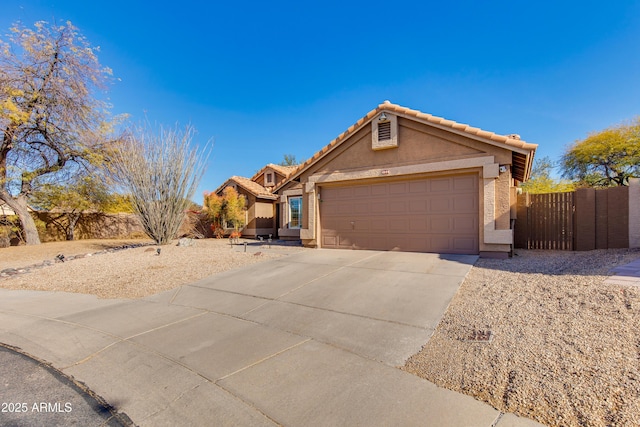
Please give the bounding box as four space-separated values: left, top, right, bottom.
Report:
404 248 640 427
0 238 306 299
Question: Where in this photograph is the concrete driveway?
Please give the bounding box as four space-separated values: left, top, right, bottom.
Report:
0 249 542 426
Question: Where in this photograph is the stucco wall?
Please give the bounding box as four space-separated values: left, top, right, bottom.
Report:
280 114 520 254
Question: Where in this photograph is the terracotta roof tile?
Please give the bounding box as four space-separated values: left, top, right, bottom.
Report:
216 176 277 199
250 163 298 182
265 163 297 177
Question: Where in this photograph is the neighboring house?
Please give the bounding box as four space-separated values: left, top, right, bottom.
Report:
215 164 297 237
274 101 537 258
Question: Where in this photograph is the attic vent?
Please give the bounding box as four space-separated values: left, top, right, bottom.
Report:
371 113 398 150
378 121 391 141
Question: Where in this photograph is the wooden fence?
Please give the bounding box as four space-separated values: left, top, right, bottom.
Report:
514 186 633 251
514 192 574 250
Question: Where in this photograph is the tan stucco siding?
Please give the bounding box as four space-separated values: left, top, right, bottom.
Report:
254 201 275 229
495 169 512 230
307 118 513 176
244 193 257 229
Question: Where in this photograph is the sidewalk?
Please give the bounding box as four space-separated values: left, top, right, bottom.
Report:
604 258 640 287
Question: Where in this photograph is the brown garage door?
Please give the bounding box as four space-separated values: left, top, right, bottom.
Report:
320 174 478 254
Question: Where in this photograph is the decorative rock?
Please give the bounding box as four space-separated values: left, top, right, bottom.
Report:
0 242 155 281
0 237 10 248
177 238 194 247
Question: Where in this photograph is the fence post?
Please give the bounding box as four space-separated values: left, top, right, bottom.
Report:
574 188 595 251
514 193 529 249
630 178 640 248
607 186 629 248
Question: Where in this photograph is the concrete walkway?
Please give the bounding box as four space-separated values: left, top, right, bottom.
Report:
0 250 543 426
605 257 640 287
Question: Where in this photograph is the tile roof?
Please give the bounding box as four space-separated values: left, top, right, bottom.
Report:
280 101 537 185
266 163 298 176
250 163 298 181
216 176 278 200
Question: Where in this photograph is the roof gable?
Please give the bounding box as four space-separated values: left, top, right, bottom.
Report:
278 101 537 188
250 163 297 182
215 176 277 200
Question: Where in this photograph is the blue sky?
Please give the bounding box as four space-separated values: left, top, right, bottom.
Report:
3 1 640 203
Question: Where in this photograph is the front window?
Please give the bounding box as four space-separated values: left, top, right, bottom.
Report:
289 196 302 229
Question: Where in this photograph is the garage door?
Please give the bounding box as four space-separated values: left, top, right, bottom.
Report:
320 174 478 254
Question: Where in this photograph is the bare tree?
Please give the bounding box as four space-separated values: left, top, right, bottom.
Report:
110 124 210 245
0 21 119 244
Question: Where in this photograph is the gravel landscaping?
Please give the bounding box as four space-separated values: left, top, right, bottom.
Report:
0 238 306 299
404 248 640 427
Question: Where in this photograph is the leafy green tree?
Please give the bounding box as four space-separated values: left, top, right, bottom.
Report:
520 156 575 194
562 117 640 187
0 20 120 244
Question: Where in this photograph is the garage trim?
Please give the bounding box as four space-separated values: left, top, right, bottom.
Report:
301 155 509 247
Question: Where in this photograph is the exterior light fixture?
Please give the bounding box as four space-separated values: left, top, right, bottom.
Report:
379 112 388 121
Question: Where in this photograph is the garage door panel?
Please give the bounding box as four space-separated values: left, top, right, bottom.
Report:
389 201 406 213
409 200 427 213
371 202 387 213
430 237 452 252
371 184 388 196
409 181 428 193
338 204 353 214
354 186 370 197
429 198 451 213
389 182 408 194
429 217 452 232
453 217 477 233
454 176 476 191
453 196 476 211
453 237 476 252
354 203 369 214
409 218 428 232
355 220 371 231
321 174 478 254
430 179 452 192
369 220 387 232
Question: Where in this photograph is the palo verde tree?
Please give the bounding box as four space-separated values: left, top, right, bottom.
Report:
110 124 210 245
520 156 574 194
279 154 298 166
0 20 118 244
562 117 640 187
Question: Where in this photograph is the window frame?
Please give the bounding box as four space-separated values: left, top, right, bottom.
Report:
288 196 303 229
